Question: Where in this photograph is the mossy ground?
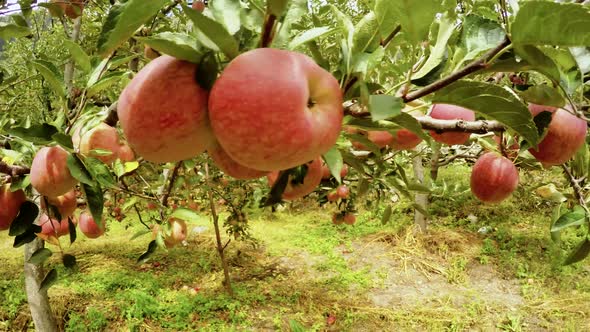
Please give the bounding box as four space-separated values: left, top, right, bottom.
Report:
1 164 589 331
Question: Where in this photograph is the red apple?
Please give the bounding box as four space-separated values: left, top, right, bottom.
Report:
390 129 422 150
267 157 323 200
78 211 105 239
367 131 393 148
72 123 121 164
327 191 339 202
0 184 26 231
191 0 205 12
117 143 135 162
429 104 475 145
118 55 215 163
209 48 343 171
528 104 587 167
30 146 78 198
40 190 77 218
208 142 268 180
332 213 344 225
147 202 157 210
336 185 350 199
37 214 71 239
470 152 519 203
343 213 356 225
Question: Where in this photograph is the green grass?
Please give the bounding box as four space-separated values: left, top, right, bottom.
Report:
1 164 590 331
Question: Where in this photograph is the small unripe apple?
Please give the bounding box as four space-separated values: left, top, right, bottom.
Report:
209 48 343 171
30 146 78 198
118 55 215 163
336 185 350 199
41 190 77 218
267 157 323 200
113 207 121 215
0 184 26 231
78 211 105 239
429 104 475 145
528 104 587 167
208 142 268 180
470 152 519 203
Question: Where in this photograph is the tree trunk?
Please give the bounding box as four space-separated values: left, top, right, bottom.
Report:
64 16 83 97
413 152 428 232
24 238 58 332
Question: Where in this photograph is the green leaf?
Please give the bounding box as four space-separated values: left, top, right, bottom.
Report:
28 248 52 265
170 208 201 222
85 157 116 189
52 132 74 150
68 218 77 245
512 2 590 47
82 182 103 224
288 319 306 332
564 238 590 265
183 5 239 59
87 71 129 98
353 12 381 54
381 205 392 225
9 201 39 237
130 229 151 241
9 176 30 192
62 254 77 269
5 123 58 144
322 146 343 184
461 15 505 61
570 47 590 74
195 53 219 91
210 0 242 35
137 33 203 63
137 240 158 263
390 113 429 141
369 95 403 121
97 0 169 56
514 45 561 83
267 0 289 17
432 80 539 146
39 269 58 293
374 0 441 44
32 60 65 98
551 206 587 233
520 85 565 108
63 40 91 73
86 57 110 88
289 27 335 50
412 13 455 85
0 22 31 39
66 154 95 186
13 226 40 248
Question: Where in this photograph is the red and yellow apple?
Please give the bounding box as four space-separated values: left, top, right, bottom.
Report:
0 184 26 231
470 152 519 203
118 55 215 163
209 48 343 171
37 214 72 241
50 0 84 19
40 190 77 218
429 104 475 145
267 157 323 200
208 142 268 180
30 146 78 198
164 218 187 248
528 104 587 167
78 211 105 239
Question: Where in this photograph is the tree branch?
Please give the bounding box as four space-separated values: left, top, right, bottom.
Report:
0 161 30 177
562 164 589 213
402 36 511 103
381 25 401 48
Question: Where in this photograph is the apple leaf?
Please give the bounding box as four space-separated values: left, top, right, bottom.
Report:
412 13 455 86
87 71 129 98
369 95 403 122
52 132 74 151
9 201 39 237
289 27 335 50
551 206 587 233
512 2 590 47
461 15 505 61
381 205 392 225
13 226 40 248
97 0 169 56
170 208 201 223
564 238 590 266
28 248 52 265
39 269 58 293
520 85 565 108
63 40 91 73
390 113 430 141
137 240 158 263
514 45 561 83
67 154 95 186
353 11 381 54
432 80 540 146
5 123 58 144
183 4 239 59
68 218 77 245
82 182 104 225
322 146 343 184
210 0 242 35
32 60 65 98
137 33 203 63
0 22 31 39
374 0 442 44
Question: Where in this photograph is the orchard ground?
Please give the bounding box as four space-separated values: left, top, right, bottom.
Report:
1 164 590 331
